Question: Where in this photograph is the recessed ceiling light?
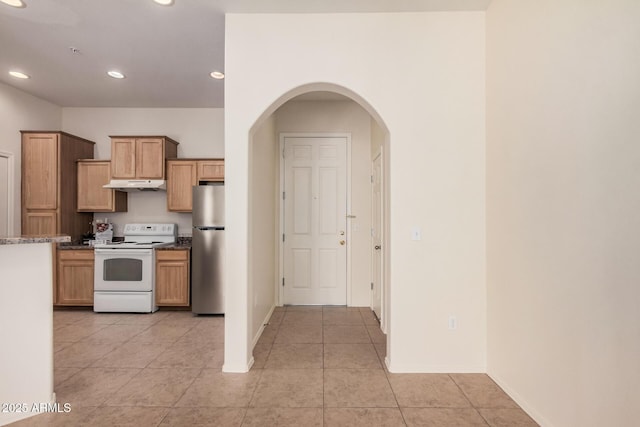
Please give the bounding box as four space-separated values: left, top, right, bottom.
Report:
107 70 125 79
153 0 174 6
1 0 26 8
9 70 29 79
210 71 225 80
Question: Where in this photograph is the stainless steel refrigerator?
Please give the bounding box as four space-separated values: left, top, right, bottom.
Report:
192 184 225 314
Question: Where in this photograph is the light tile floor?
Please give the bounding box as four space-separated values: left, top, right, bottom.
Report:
10 306 538 426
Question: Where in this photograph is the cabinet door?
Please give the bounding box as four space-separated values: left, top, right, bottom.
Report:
136 138 165 179
156 250 190 306
77 161 113 211
22 133 58 209
197 160 224 181
23 211 57 236
167 161 197 212
111 138 136 179
57 251 94 306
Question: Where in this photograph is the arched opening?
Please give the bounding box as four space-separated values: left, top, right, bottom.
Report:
245 83 392 368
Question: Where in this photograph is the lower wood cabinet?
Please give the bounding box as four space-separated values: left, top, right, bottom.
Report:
155 249 190 306
57 249 94 306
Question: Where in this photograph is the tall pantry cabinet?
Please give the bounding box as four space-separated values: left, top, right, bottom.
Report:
21 131 95 239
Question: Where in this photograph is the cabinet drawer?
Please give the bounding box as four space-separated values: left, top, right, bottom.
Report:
156 249 189 261
58 250 94 261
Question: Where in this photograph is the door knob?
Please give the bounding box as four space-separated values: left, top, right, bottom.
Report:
374 245 381 250
340 240 346 246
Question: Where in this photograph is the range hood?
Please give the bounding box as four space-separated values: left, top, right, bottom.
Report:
103 179 166 192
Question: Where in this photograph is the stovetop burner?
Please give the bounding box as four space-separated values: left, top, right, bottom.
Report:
93 223 177 250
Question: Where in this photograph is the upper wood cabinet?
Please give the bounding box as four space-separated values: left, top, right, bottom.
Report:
197 159 225 181
21 131 95 239
22 134 58 210
110 136 178 180
77 160 128 212
166 160 197 212
110 138 136 179
166 158 224 212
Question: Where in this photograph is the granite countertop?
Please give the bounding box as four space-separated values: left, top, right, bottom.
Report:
57 243 94 250
57 238 192 250
158 242 192 250
0 235 71 245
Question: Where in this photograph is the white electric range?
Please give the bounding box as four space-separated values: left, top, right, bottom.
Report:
93 223 177 313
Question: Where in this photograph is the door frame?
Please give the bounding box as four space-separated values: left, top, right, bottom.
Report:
371 149 385 327
278 133 352 306
0 151 15 236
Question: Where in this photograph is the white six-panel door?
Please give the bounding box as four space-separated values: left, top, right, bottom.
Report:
283 136 347 305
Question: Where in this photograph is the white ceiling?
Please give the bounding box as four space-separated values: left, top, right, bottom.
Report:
0 0 490 108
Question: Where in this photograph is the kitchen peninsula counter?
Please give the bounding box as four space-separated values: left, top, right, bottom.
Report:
0 238 59 425
0 235 70 245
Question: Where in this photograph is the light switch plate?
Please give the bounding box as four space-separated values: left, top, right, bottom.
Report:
411 227 421 241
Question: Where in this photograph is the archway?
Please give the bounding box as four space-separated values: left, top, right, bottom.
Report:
244 83 392 370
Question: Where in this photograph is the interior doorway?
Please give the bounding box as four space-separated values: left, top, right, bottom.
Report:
0 151 14 237
244 83 391 373
371 151 383 321
280 134 349 305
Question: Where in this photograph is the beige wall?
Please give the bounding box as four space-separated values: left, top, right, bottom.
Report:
224 12 486 372
275 100 373 306
62 108 224 236
0 82 61 235
486 1 640 425
249 114 278 343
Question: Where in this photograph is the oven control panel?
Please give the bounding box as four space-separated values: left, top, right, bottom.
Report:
124 223 176 236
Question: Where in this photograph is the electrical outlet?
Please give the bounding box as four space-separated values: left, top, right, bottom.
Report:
448 316 457 330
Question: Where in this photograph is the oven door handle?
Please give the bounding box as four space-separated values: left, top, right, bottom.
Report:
95 249 152 256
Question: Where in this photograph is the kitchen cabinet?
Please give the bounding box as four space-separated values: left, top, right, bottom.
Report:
110 136 179 180
57 249 94 306
155 249 190 306
77 160 128 212
166 158 224 212
21 131 95 240
197 159 225 181
23 212 57 236
166 160 197 212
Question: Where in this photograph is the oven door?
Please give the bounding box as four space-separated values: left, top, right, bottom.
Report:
94 249 154 292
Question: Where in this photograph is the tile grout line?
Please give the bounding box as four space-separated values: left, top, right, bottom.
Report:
447 373 491 426
380 357 408 426
155 366 206 425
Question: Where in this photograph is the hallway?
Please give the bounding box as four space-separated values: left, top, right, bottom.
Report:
11 306 537 426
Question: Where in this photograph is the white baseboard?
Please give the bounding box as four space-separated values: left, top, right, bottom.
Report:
488 371 552 427
222 357 254 373
385 362 487 373
251 305 276 348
